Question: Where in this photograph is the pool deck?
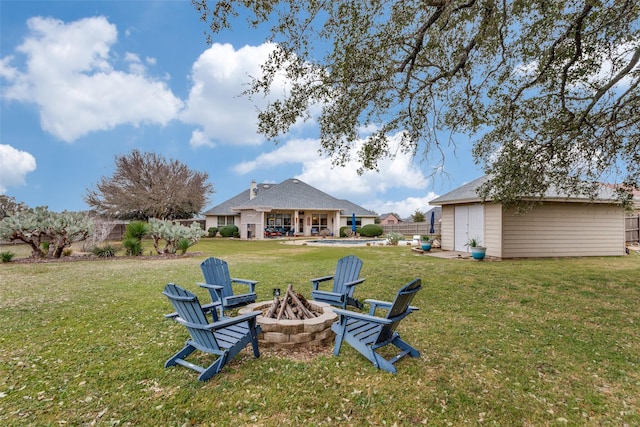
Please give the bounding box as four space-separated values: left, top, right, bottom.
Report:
281 238 494 260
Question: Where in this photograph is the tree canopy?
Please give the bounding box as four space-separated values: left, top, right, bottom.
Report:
411 209 426 222
193 0 639 205
84 150 214 220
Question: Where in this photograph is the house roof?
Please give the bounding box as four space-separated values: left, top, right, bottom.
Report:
430 175 621 205
379 213 400 220
204 178 377 216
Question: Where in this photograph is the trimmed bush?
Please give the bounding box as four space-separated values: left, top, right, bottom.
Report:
360 224 383 237
339 226 359 237
218 225 239 238
207 227 218 237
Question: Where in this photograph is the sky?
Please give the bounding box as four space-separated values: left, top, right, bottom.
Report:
0 0 483 218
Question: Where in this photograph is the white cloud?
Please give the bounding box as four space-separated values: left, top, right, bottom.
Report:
0 144 37 193
189 129 215 148
182 42 301 147
231 131 433 217
232 138 320 174
296 132 428 196
0 16 183 142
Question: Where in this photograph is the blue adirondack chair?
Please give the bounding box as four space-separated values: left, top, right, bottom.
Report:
198 257 257 317
310 255 365 309
331 278 422 373
162 283 261 381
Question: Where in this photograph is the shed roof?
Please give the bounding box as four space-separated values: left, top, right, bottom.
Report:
430 175 620 205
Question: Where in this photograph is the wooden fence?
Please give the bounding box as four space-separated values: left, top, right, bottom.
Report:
381 223 441 239
626 215 640 243
105 219 206 241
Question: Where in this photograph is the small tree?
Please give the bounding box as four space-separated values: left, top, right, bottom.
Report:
148 219 205 255
411 210 426 223
0 207 94 258
122 221 149 256
84 150 214 220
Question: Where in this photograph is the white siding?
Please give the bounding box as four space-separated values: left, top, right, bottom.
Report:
501 203 625 258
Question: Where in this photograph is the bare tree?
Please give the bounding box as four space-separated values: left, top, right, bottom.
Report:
85 150 214 220
193 0 639 206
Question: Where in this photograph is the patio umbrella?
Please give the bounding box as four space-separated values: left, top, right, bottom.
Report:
352 213 357 236
429 210 435 234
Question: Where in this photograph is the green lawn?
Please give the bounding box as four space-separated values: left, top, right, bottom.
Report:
1 239 639 426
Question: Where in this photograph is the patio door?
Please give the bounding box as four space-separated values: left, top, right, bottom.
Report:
454 204 484 252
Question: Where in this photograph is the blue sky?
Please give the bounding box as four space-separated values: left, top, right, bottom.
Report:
0 0 483 218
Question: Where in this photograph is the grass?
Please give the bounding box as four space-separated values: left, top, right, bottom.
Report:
1 239 639 426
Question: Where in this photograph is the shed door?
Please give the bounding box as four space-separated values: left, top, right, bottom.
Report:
454 204 484 252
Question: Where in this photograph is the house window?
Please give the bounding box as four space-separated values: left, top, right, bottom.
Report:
311 213 328 228
218 216 235 226
347 217 361 227
266 213 292 232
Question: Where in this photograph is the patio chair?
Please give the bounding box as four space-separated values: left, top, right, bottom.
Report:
198 257 258 317
310 255 365 309
162 283 261 381
331 278 422 373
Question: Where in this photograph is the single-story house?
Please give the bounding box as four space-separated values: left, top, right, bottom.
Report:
429 176 626 258
203 178 377 240
379 213 402 225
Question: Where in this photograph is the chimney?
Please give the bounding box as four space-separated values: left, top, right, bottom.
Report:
250 180 257 199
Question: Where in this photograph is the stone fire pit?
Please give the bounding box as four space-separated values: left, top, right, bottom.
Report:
238 299 337 350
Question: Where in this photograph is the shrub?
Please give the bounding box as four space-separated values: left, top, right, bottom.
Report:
339 226 359 237
177 239 192 255
218 225 239 238
147 219 205 255
385 232 403 246
360 224 383 237
122 221 148 256
40 241 50 255
123 237 143 256
207 227 218 237
1 251 15 262
92 244 117 258
62 248 73 257
124 221 149 240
